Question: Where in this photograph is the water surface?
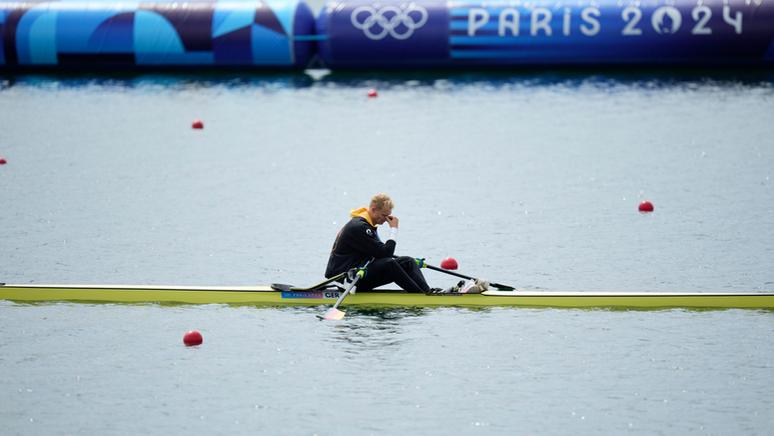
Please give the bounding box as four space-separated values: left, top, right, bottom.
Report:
1 70 773 434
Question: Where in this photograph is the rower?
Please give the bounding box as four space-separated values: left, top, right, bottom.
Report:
325 193 434 293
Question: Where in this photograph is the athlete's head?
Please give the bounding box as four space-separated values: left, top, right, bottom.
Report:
368 193 394 225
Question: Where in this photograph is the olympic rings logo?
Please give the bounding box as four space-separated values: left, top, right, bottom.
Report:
350 3 429 40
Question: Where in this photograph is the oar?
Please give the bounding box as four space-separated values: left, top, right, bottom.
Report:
317 260 371 320
271 272 346 292
423 263 515 291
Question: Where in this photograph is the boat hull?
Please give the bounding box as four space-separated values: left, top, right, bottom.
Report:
1 284 773 309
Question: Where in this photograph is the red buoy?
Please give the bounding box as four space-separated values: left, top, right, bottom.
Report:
367 89 378 98
639 200 654 213
191 120 204 129
183 330 203 346
440 257 459 270
0 157 6 165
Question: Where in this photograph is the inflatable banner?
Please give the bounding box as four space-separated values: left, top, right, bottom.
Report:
317 0 774 67
0 0 316 68
2 0 773 69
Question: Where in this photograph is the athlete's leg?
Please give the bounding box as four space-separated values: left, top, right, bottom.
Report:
356 257 426 293
394 256 430 292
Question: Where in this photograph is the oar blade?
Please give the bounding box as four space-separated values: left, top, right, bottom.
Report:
489 283 516 291
318 307 346 321
491 283 515 291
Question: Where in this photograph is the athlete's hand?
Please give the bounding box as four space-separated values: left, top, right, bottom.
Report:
386 215 399 228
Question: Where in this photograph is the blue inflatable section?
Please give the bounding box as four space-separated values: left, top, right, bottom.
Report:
1 0 773 69
318 0 774 67
0 0 315 68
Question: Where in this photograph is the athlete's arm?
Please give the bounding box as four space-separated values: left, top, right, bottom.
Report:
347 221 396 259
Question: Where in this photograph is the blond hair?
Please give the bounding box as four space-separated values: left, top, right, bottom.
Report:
370 193 394 211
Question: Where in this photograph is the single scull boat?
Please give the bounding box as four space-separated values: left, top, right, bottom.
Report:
1 283 772 309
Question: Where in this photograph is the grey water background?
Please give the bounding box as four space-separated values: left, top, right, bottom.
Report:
1 70 774 434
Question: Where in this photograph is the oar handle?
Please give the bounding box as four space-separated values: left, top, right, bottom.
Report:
394 255 476 281
329 259 372 311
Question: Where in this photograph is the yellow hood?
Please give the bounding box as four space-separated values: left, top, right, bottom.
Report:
350 207 375 226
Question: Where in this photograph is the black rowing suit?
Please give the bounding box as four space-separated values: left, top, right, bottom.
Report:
325 208 430 293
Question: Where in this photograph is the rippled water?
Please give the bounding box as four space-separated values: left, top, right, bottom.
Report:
1 70 773 434
1 302 773 435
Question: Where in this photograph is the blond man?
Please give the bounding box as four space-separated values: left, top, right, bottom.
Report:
325 194 431 293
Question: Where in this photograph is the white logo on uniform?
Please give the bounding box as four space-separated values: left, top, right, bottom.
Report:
350 3 429 40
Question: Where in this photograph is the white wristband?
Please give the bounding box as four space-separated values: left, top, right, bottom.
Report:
388 227 398 242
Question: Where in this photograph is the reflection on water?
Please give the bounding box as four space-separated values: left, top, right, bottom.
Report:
320 67 774 90
0 70 317 90
2 66 773 92
323 308 427 354
343 307 430 319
